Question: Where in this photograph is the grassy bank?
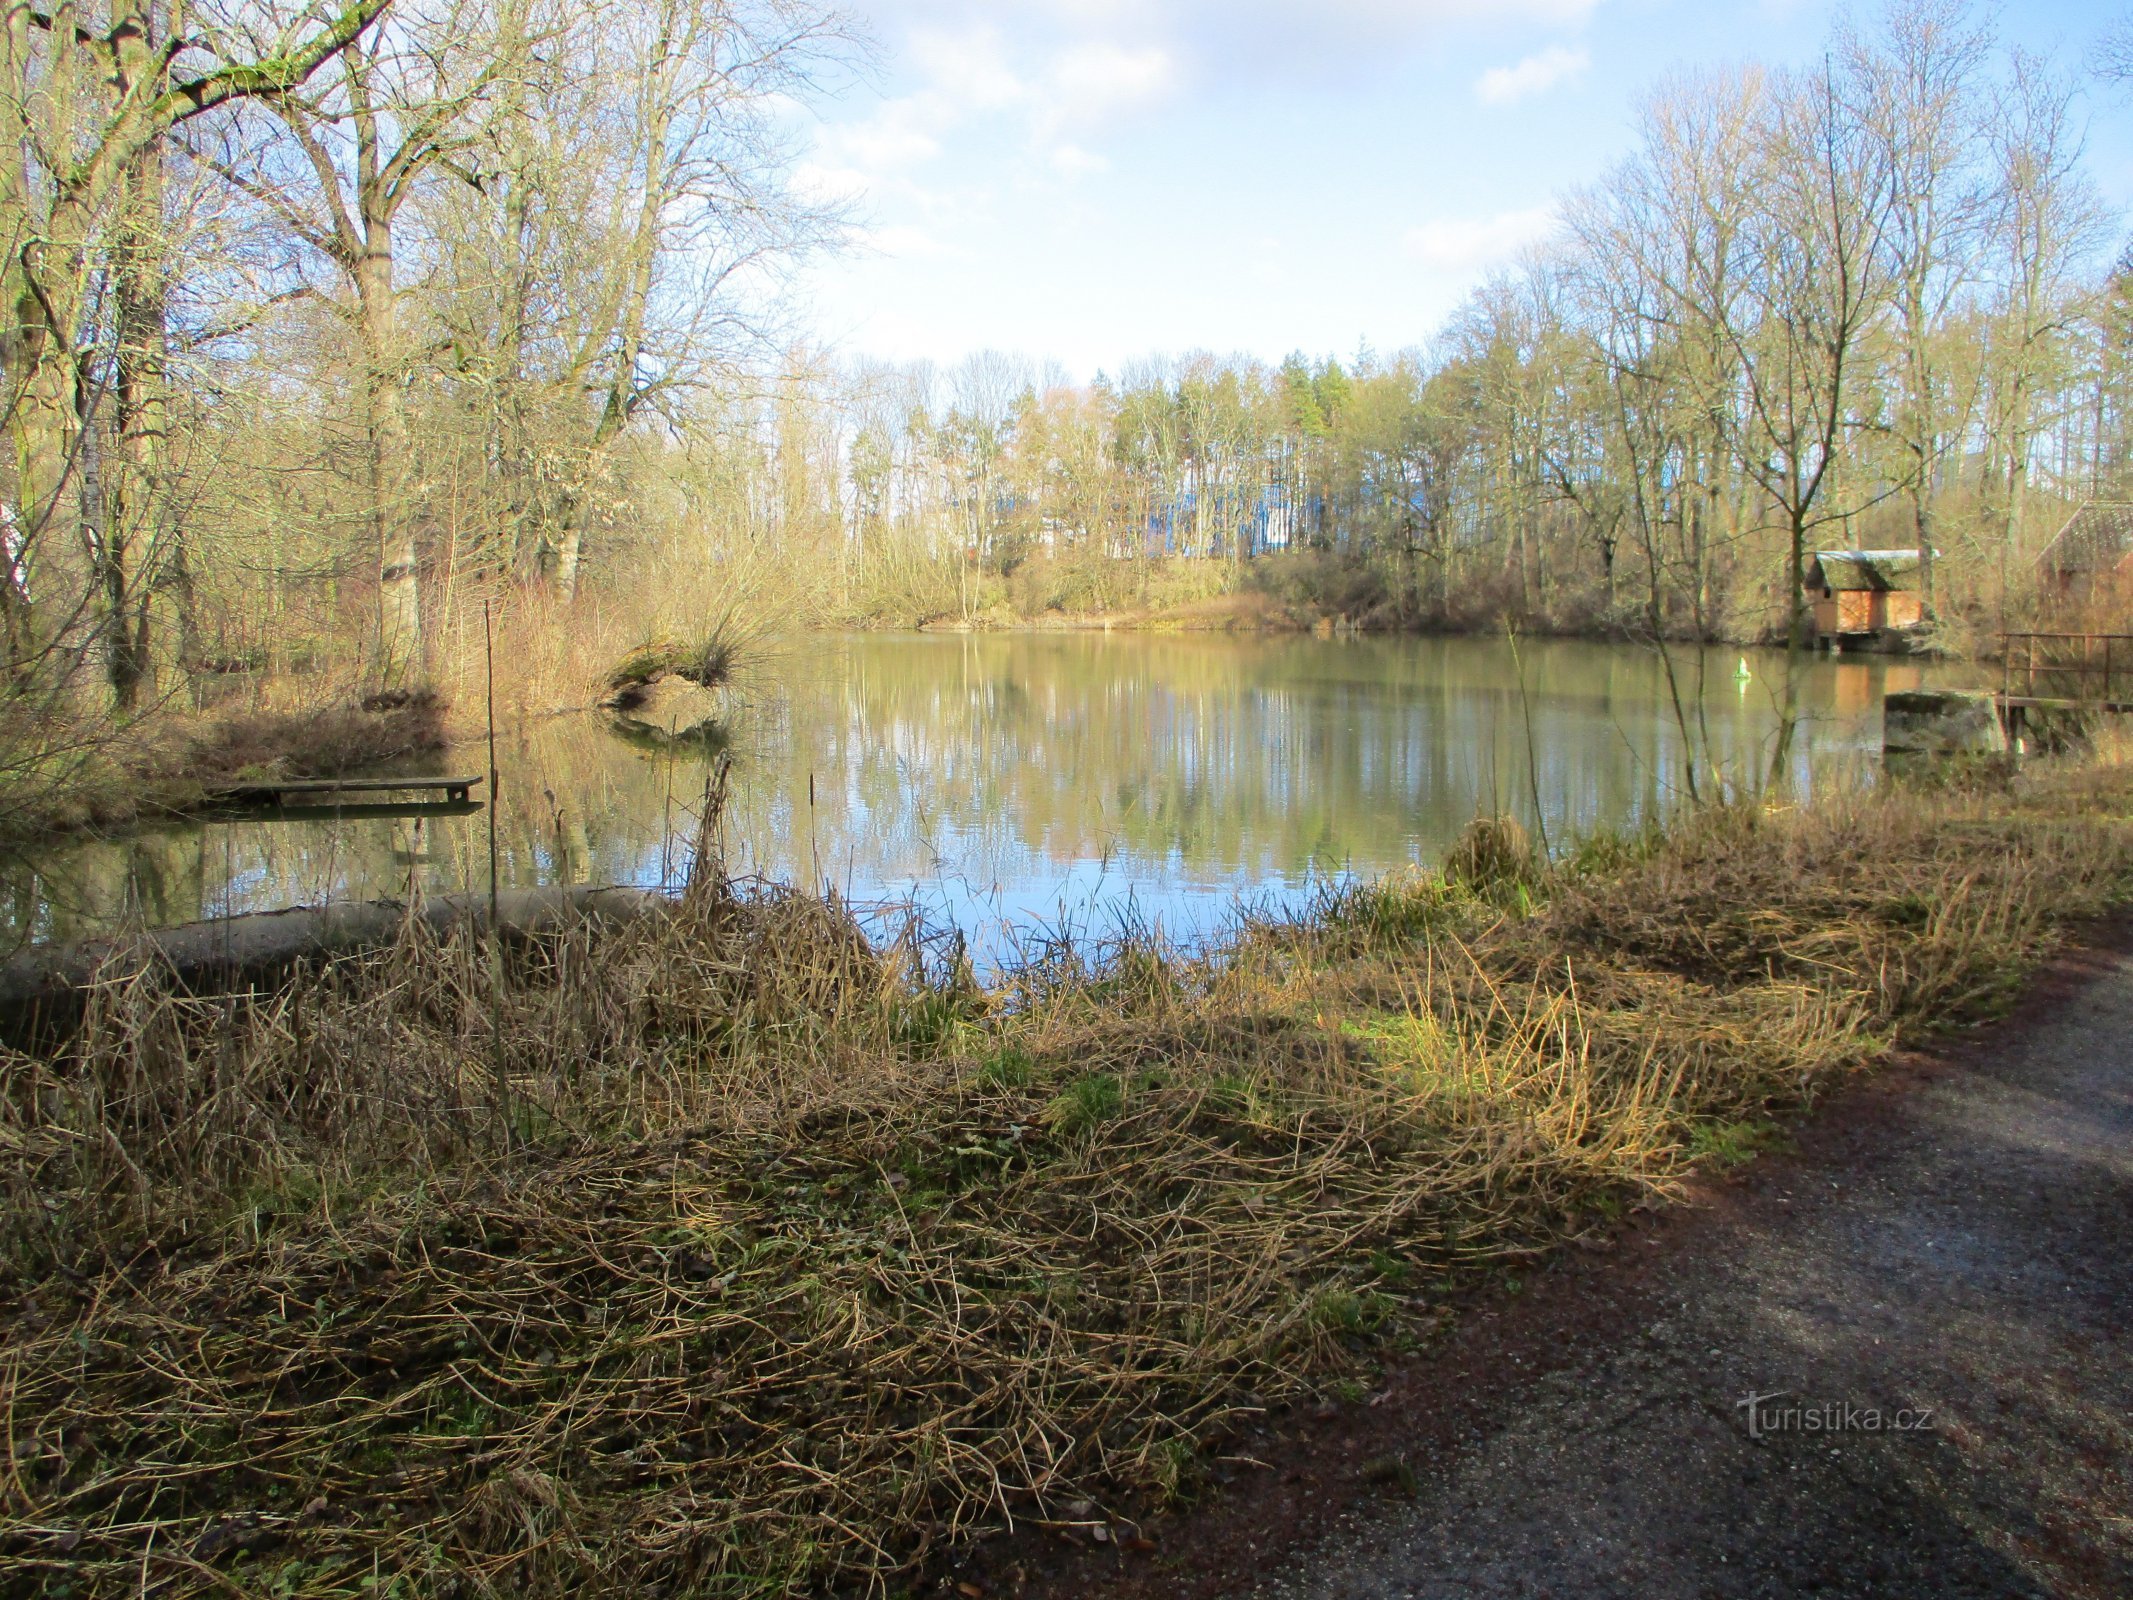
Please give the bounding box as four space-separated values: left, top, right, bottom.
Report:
0 694 452 847
0 578 768 850
5 758 2133 1597
0 607 755 847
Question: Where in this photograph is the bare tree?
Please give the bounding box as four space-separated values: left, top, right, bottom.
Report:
428 0 848 602
1 0 387 701
203 0 538 683
1570 69 1767 639
1845 0 1992 618
2094 8 2133 85
1726 66 1897 662
1980 50 2109 618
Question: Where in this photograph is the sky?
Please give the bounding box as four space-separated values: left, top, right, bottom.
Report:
785 0 2133 380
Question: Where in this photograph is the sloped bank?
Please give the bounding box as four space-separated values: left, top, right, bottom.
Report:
2 759 2130 1597
0 693 450 846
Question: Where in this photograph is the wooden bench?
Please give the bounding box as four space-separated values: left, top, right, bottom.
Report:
215 775 484 807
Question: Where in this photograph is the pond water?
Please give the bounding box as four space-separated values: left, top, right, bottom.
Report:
3 633 1955 963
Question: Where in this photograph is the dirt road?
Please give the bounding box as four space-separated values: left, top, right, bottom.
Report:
1023 928 2133 1600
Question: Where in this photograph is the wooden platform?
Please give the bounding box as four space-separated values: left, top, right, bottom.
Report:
1997 695 2133 715
1995 694 2133 747
214 774 483 808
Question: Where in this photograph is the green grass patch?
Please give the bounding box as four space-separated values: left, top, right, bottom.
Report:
1044 1071 1124 1137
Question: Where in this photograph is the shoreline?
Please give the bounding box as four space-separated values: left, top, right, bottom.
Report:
902 591 1709 642
0 694 453 852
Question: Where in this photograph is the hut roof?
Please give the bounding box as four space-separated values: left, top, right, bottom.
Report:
2039 501 2133 576
1807 550 1923 592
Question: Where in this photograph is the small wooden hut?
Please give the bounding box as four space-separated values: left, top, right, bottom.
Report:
2039 501 2133 603
1804 550 1926 648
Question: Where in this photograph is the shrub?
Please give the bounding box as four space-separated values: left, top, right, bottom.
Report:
1443 815 1539 898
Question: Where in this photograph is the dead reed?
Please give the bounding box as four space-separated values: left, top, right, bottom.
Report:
3 757 2130 1597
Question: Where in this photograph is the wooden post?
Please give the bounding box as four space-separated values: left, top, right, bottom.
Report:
483 596 510 1151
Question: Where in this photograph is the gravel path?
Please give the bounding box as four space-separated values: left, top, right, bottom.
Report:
1237 939 2133 1600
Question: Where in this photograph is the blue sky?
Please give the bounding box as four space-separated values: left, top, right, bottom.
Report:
790 1 2133 378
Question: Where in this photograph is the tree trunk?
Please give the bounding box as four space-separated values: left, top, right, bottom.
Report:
2002 424 2030 626
1909 470 1937 618
1787 510 1810 655
359 214 422 683
500 176 536 577
104 116 174 710
1904 285 1938 618
0 9 47 680
553 489 586 601
8 224 86 674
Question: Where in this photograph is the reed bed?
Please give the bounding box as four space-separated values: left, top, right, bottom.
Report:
4 758 2131 1598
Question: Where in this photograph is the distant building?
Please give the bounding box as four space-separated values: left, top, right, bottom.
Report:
2038 501 2133 603
1803 550 1927 648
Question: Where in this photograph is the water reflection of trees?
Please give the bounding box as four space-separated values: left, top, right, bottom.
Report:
716 635 1921 895
3 637 1929 947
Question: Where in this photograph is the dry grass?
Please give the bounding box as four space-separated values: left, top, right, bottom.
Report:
173 695 451 788
4 758 2132 1597
0 695 452 848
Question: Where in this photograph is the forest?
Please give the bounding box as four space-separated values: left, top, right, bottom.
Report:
2 0 2129 819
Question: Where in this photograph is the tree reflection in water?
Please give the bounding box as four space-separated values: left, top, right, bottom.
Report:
2 634 1938 964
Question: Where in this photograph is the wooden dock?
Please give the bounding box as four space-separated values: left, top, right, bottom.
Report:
1998 632 2133 735
212 774 483 809
1997 695 2133 715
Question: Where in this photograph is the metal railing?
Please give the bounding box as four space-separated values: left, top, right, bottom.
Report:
2000 632 2133 705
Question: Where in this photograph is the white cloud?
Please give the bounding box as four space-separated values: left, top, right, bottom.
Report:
808 28 1026 185
830 117 945 170
1402 206 1559 273
1045 42 1176 125
1474 45 1590 106
808 18 1169 204
816 2 1604 243
860 224 955 258
869 2 1602 47
852 1 1605 83
907 25 1026 112
1167 0 1602 43
1051 142 1109 176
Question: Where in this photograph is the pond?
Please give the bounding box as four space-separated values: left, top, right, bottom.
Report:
2 633 1954 963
